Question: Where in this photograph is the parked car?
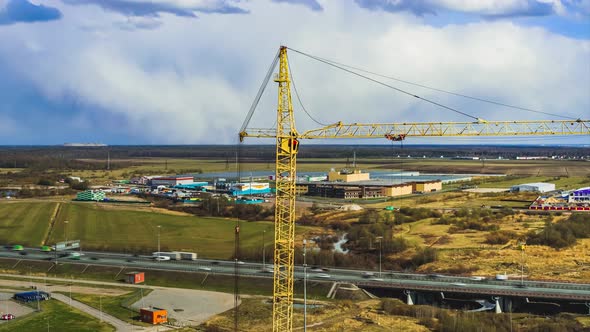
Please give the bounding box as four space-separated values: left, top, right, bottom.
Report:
0 314 15 320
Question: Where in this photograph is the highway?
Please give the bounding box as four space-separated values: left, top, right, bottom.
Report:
1 246 590 301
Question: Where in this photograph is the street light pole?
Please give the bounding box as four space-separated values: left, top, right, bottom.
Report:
303 239 307 332
376 236 383 278
262 230 266 270
64 220 69 245
157 225 161 261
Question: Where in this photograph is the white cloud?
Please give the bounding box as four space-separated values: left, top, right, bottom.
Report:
0 0 588 144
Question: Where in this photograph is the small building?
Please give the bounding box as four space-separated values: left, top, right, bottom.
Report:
511 182 555 193
327 169 370 183
569 187 590 203
140 307 168 325
76 190 106 201
151 176 194 187
14 291 51 303
412 180 442 193
125 272 145 284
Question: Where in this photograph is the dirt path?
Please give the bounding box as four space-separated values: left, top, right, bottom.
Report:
42 202 61 246
0 279 128 296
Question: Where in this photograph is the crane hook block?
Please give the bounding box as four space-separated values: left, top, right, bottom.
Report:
280 137 299 154
385 134 406 141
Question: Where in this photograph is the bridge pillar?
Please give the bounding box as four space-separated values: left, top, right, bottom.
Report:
493 297 502 314
585 302 590 315
404 290 415 305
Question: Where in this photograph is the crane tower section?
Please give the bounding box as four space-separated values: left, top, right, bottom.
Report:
272 46 298 332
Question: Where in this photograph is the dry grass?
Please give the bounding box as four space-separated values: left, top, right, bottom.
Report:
203 298 429 331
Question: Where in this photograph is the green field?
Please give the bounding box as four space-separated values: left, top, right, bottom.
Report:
0 299 114 332
0 202 56 246
66 289 152 326
45 202 315 258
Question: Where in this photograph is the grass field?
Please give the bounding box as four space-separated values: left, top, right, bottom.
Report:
0 202 56 246
0 299 115 332
46 202 318 258
67 289 152 326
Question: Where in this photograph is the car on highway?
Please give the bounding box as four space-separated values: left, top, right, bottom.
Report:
315 273 331 279
0 314 15 320
261 268 274 273
12 245 23 251
428 274 446 279
452 282 467 287
362 272 375 278
310 267 323 272
153 256 171 261
470 276 486 281
199 267 212 271
369 278 384 282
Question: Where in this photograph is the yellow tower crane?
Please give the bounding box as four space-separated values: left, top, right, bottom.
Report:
239 46 590 332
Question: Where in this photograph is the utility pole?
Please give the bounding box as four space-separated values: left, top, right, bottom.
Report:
157 225 161 261
262 230 266 270
376 236 383 278
64 220 69 245
520 242 526 286
303 239 307 332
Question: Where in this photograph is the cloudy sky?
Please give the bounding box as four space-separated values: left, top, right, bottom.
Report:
0 0 588 145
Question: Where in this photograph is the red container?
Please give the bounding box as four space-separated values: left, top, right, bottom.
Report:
125 272 145 284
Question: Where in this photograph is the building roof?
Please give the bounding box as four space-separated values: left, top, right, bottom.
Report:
513 182 555 187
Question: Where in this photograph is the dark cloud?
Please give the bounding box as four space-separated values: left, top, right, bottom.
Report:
272 0 323 11
0 0 62 25
354 0 555 18
63 0 248 18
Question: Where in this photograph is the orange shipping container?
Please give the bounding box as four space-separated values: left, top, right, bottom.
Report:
125 272 145 284
140 307 167 325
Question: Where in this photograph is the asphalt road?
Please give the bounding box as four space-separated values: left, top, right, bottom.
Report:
2 246 589 301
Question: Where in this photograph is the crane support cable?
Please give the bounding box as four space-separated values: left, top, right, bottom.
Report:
239 49 280 137
287 47 480 121
287 59 329 127
297 53 577 120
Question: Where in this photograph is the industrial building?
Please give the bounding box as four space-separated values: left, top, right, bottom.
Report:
412 180 442 193
151 176 195 187
511 182 556 193
568 187 590 203
327 169 370 182
75 190 106 201
231 182 271 196
305 181 439 199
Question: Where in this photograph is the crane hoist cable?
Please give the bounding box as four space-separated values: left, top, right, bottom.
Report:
287 47 481 122
291 52 577 120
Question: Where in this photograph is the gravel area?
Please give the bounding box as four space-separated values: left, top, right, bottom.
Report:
130 288 234 325
0 292 35 324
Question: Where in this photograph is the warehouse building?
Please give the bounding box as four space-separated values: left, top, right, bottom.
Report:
511 182 556 193
412 180 442 193
151 176 194 187
569 187 590 203
327 169 370 182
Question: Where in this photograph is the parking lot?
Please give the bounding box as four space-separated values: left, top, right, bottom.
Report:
0 291 34 324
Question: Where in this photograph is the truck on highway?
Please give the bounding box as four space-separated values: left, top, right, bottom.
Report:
152 252 181 260
177 252 197 260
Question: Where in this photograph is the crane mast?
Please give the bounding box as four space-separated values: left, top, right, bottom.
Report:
272 46 298 332
238 46 590 332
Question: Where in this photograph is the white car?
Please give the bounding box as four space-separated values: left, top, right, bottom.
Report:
316 273 331 279
199 267 212 271
153 256 170 261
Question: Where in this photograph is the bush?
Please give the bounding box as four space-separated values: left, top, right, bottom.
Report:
37 178 53 186
485 230 517 245
411 247 437 267
527 213 590 249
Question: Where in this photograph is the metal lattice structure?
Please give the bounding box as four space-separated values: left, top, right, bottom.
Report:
271 46 298 332
239 46 590 332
